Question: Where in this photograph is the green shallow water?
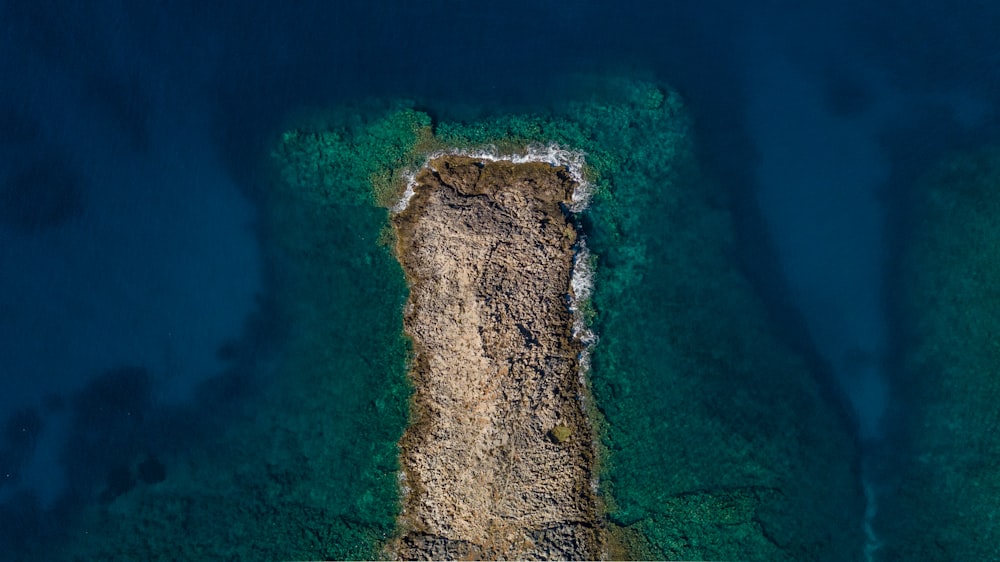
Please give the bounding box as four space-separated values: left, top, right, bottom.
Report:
429 79 865 560
54 81 865 560
53 106 420 561
878 146 1000 560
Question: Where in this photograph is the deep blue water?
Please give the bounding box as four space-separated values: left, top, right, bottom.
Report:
1 0 998 558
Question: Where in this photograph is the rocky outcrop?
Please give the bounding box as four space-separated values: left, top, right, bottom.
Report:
388 155 599 559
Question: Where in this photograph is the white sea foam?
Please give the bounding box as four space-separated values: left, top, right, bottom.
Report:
391 169 417 213
391 142 600 362
862 459 883 562
568 238 597 412
394 142 598 352
569 239 597 346
568 236 600 505
390 143 593 213
391 143 603 515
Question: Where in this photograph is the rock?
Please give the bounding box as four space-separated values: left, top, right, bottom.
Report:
387 155 600 559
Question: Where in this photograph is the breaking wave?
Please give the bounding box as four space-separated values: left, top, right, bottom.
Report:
391 143 593 213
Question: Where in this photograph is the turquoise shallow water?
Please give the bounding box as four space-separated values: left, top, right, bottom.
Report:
6 61 996 562
32 80 865 560
265 82 865 558
49 156 413 560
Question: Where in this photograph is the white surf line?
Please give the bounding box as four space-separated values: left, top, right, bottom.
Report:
391 142 598 366
391 143 593 213
862 456 883 562
392 142 602 494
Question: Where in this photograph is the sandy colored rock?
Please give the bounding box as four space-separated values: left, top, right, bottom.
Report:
388 155 600 559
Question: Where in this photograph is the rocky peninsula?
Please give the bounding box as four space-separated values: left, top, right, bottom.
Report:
388 155 600 559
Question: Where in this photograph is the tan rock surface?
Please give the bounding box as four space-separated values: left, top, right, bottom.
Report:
388 155 600 560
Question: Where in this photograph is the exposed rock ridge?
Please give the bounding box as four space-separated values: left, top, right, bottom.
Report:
389 155 600 559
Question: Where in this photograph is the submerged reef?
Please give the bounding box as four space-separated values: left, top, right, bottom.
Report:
386 79 863 560
879 146 1000 559
48 105 422 561
46 81 865 560
545 79 863 561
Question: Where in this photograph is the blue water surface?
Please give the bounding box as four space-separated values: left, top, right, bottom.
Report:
0 1 997 559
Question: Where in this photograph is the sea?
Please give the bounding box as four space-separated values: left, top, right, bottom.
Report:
0 1 998 560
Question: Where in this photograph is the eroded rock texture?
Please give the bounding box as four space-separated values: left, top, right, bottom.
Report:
389 156 599 559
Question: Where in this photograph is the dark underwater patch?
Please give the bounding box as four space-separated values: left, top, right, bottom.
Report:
3 408 44 456
0 108 41 145
82 71 153 151
136 453 166 485
0 159 86 233
823 64 873 117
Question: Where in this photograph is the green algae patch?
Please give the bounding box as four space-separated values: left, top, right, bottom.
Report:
549 423 574 444
879 145 1000 560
